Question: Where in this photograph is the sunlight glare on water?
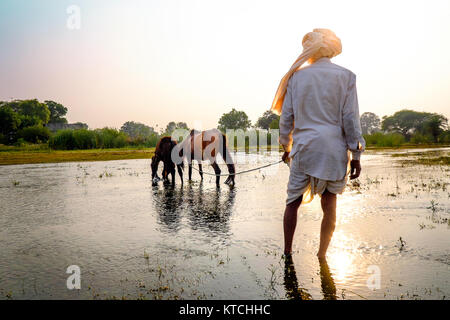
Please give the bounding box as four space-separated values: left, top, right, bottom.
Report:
327 231 356 284
0 148 449 300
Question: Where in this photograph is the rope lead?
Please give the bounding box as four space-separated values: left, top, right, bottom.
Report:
191 160 285 177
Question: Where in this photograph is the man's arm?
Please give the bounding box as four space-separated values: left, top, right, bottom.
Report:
342 73 365 178
279 80 294 156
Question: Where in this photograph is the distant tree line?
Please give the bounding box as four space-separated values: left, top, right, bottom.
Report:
0 99 192 150
1 98 449 150
217 108 450 149
218 108 280 131
0 99 75 145
360 110 449 147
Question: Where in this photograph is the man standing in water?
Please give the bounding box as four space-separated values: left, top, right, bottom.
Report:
271 29 365 260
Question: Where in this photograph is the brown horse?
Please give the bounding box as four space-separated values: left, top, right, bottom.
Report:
151 136 183 186
175 129 235 186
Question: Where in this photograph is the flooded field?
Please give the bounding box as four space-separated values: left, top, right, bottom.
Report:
0 148 449 300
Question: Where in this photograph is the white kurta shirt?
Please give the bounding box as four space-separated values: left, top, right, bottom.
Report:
279 57 365 181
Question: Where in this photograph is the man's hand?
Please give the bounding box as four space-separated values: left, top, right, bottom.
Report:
282 151 290 163
350 160 361 180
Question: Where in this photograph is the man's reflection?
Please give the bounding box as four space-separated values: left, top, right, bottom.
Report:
283 255 312 300
283 256 337 300
319 258 337 300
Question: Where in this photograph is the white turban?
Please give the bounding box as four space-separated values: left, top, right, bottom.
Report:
270 29 342 115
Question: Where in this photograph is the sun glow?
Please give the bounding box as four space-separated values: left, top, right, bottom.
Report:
1 0 450 129
327 231 356 283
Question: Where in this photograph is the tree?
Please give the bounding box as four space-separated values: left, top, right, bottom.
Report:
439 130 450 143
382 109 448 142
120 121 155 138
255 110 279 130
8 99 50 128
163 121 189 135
269 118 279 129
419 114 448 142
0 104 21 143
45 100 68 124
17 125 51 143
382 109 425 137
360 112 381 135
218 108 251 132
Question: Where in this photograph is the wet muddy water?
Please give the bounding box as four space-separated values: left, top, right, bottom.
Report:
0 148 449 299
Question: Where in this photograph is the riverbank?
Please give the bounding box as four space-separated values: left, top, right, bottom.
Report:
0 147 155 165
0 143 449 166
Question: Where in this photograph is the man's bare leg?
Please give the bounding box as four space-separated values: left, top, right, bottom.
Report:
317 189 337 259
283 195 303 255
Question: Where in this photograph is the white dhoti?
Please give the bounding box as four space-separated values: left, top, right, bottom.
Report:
286 153 348 205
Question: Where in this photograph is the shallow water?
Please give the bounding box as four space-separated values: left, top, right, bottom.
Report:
0 148 449 300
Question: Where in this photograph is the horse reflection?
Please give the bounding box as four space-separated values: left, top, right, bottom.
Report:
151 183 236 236
152 184 184 232
283 256 337 300
184 183 236 235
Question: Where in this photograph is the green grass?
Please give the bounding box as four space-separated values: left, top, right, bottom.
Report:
367 143 450 150
388 148 450 166
0 146 155 165
1 142 448 166
390 150 449 157
409 156 450 166
0 143 50 153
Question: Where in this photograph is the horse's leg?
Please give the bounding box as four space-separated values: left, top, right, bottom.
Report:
171 166 176 186
224 163 236 185
153 163 161 180
211 162 221 186
151 157 161 185
222 153 235 185
198 163 203 180
162 163 169 183
177 164 183 185
188 162 192 181
220 133 235 185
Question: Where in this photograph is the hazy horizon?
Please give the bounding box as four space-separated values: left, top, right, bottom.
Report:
1 0 449 130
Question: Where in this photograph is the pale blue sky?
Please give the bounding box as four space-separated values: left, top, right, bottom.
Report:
1 0 449 129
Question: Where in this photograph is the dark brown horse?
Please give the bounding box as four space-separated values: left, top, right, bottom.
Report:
151 137 183 186
176 129 235 186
